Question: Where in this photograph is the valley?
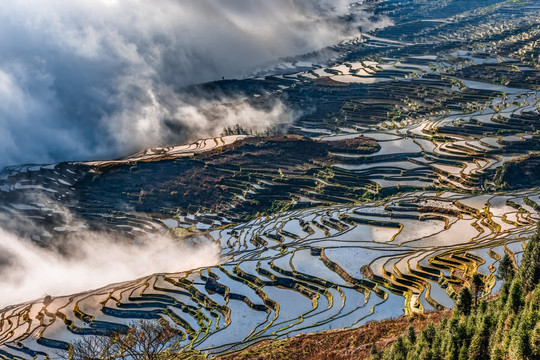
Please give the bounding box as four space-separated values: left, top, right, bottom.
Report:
1 0 539 359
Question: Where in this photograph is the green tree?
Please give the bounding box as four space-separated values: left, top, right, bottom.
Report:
468 316 492 360
407 325 417 345
497 254 515 282
520 224 540 292
419 349 433 360
508 279 524 314
391 336 408 360
456 287 473 316
371 341 381 360
472 273 485 306
419 322 436 346
458 344 468 360
530 321 540 358
508 324 531 360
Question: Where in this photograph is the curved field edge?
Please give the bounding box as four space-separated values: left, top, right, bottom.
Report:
180 223 540 360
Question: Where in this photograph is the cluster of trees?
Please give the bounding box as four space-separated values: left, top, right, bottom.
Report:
221 124 252 136
221 124 283 136
378 223 540 360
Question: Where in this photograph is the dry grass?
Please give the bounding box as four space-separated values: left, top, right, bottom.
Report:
216 310 451 360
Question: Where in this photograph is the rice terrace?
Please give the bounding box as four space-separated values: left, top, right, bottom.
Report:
0 0 539 359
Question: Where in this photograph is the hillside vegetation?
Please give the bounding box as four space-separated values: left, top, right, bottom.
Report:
380 222 540 359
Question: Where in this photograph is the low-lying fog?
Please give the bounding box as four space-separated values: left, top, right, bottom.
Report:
0 226 220 308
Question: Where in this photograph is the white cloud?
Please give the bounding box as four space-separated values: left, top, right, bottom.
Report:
0 226 220 307
0 0 383 166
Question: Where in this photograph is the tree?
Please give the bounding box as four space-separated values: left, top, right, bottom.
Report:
497 254 515 282
508 279 524 314
419 349 434 360
391 336 408 360
69 334 120 360
371 341 381 360
222 123 250 136
478 299 488 313
407 325 417 345
508 325 531 360
458 344 468 360
456 287 473 316
419 323 436 346
64 320 183 360
520 224 540 292
468 316 492 360
471 274 485 306
530 321 540 358
116 320 182 360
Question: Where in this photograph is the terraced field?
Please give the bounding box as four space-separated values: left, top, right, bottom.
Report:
1 0 540 359
0 187 538 359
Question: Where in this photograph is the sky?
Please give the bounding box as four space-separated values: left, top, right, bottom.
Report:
0 0 382 167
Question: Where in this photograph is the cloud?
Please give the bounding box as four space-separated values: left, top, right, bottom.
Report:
0 225 220 308
0 0 383 167
0 151 221 309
